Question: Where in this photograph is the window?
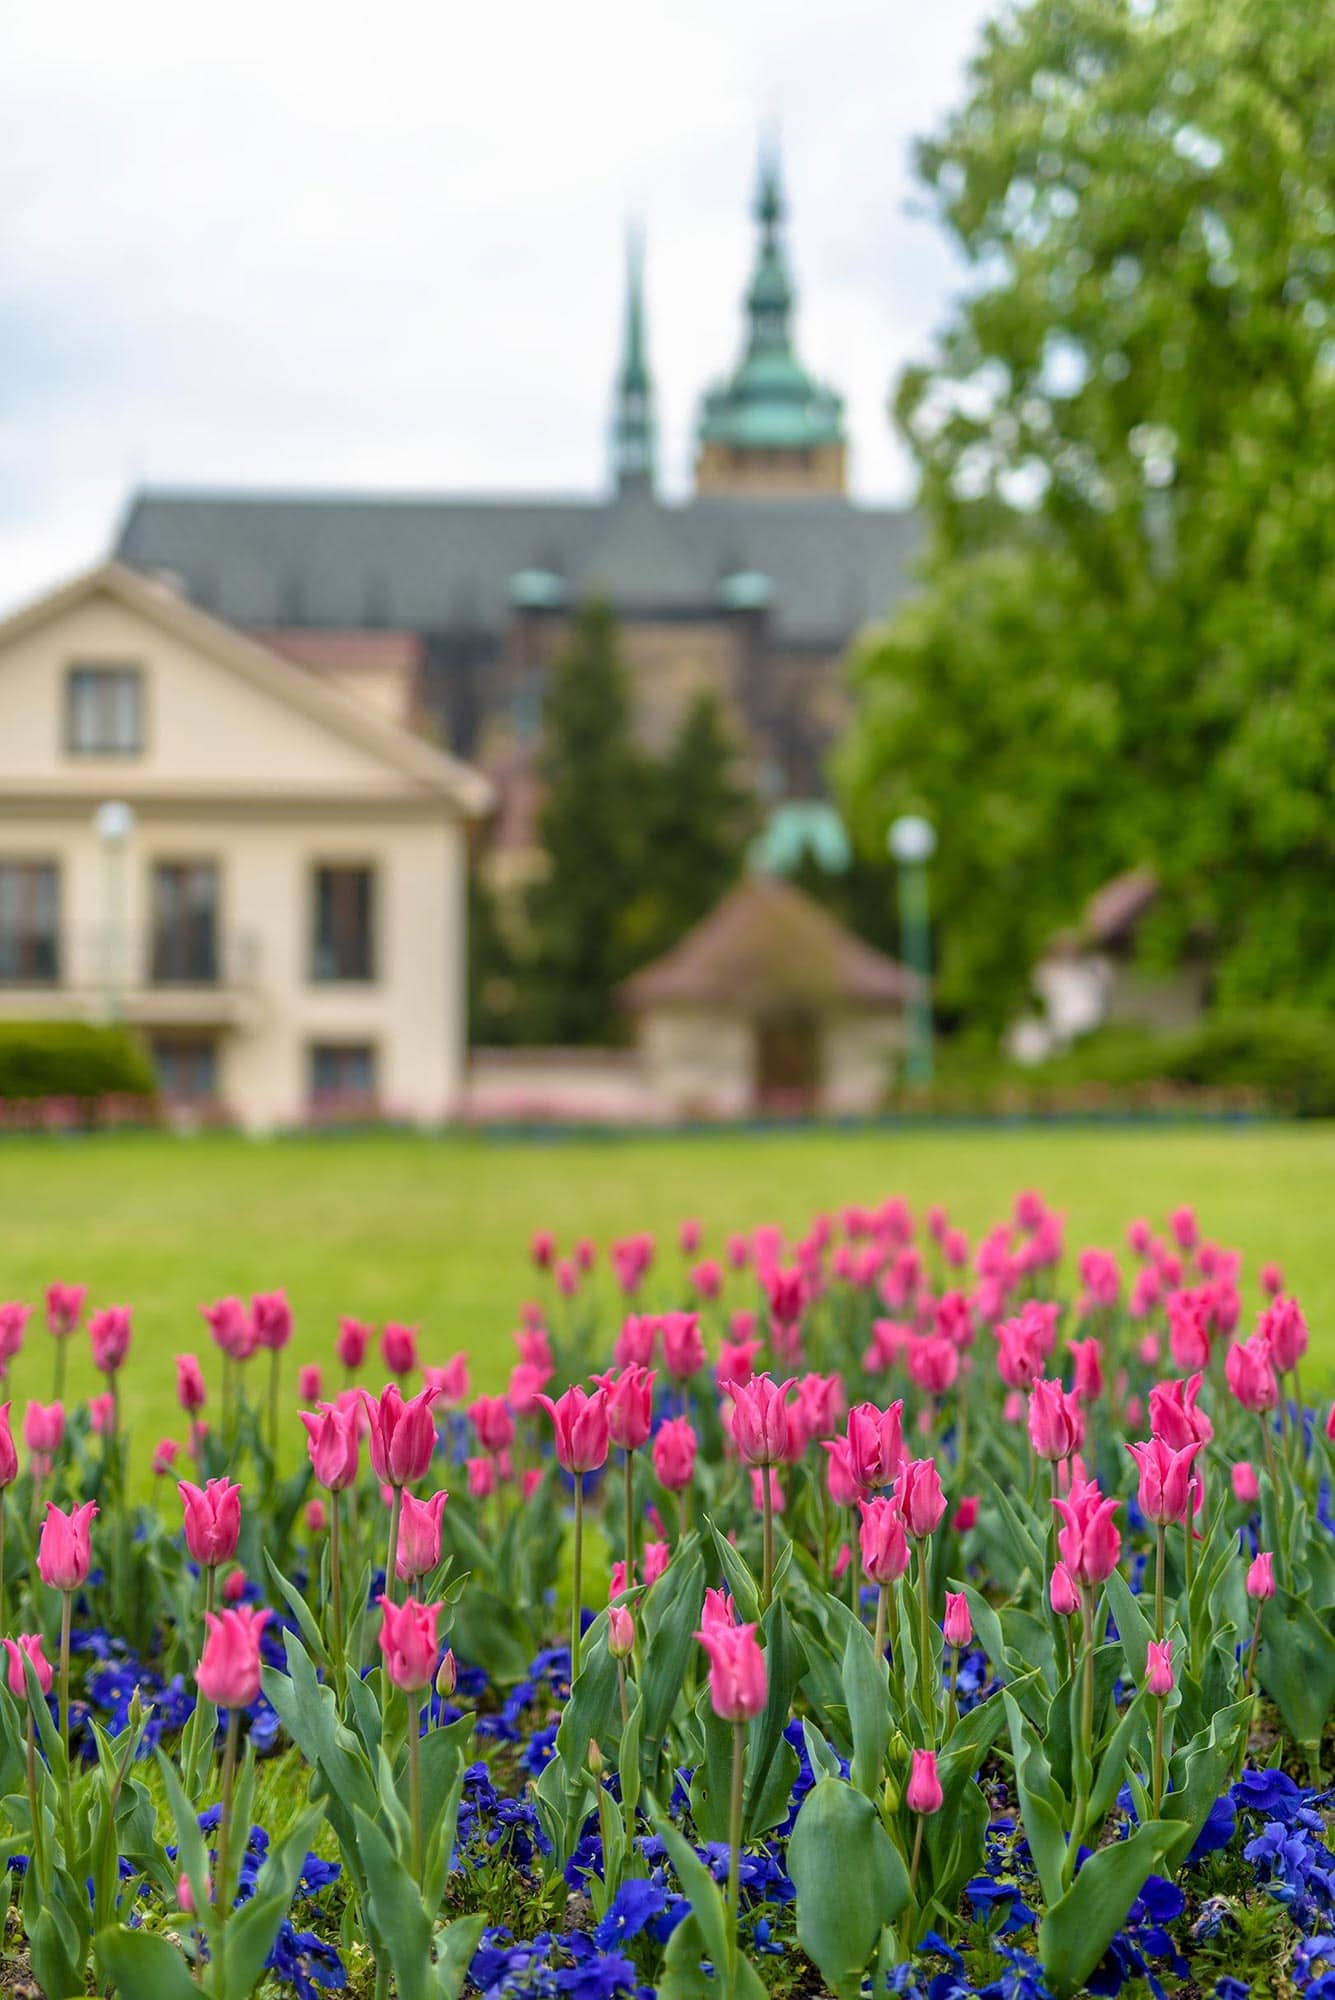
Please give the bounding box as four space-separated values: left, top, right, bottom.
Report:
309 1042 376 1103
151 863 219 983
150 1037 218 1102
66 666 144 755
312 866 375 981
0 861 60 983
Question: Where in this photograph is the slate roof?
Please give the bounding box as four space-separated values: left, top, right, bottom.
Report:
620 873 915 1013
114 486 922 651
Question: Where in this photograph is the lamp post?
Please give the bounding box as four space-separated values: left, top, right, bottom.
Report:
887 814 936 1088
93 801 135 1022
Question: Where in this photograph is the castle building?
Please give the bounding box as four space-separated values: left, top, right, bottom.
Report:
114 152 919 814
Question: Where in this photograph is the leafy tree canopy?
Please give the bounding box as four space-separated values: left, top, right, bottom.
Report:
841 0 1335 1027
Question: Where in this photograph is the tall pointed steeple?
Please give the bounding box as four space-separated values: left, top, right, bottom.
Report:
611 225 656 497
695 142 846 498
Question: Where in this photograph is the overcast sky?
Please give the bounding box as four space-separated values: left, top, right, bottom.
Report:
2 0 995 615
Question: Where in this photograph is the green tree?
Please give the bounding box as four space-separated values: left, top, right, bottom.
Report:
842 0 1335 1028
622 691 756 966
522 601 645 1043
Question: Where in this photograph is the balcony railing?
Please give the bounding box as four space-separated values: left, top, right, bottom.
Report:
0 927 261 993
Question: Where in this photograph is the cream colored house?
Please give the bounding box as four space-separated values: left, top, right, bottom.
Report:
0 562 492 1131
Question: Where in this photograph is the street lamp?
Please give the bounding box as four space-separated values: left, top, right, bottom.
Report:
887 814 936 1088
93 801 135 1021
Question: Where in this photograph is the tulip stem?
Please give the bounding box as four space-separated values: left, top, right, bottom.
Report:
25 1707 46 1885
1259 1416 1289 1589
1066 1589 1096 1887
1182 1514 1196 1673
407 1691 423 1885
0 1496 6 1625
330 1492 344 1694
947 1644 960 1735
1154 1524 1166 1644
1151 1693 1164 1817
623 1451 636 1590
267 1348 281 1465
571 1476 585 1681
215 1707 241 1989
726 1719 745 1927
907 1813 925 1904
384 1487 403 1606
873 1582 888 1664
677 1487 690 1545
916 1543 934 1745
58 1588 72 1770
760 1471 774 1612
849 1535 860 1621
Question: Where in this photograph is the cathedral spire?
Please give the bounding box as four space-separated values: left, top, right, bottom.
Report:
611 225 655 497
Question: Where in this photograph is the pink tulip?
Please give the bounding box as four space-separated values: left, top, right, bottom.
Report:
679 1218 703 1256
508 1362 552 1417
608 1605 635 1658
995 1314 1045 1390
1068 1337 1103 1406
701 1586 737 1631
1226 1336 1279 1413
749 1468 784 1515
202 1296 257 1362
396 1489 448 1580
4 1632 53 1698
691 1259 724 1302
380 1323 419 1379
696 1621 767 1722
660 1312 706 1380
1052 1478 1121 1587
1126 1437 1201 1526
297 1364 323 1403
1027 1379 1084 1462
251 1291 292 1351
531 1229 557 1271
1050 1562 1080 1617
595 1365 656 1452
424 1352 471 1406
857 1496 910 1584
151 1438 179 1477
178 1870 208 1914
652 1416 697 1492
907 1335 958 1397
943 1591 972 1649
614 1315 657 1369
0 1303 29 1367
895 1458 947 1540
466 1455 496 1500
37 1499 97 1591
222 1567 247 1604
731 1375 798 1468
0 1404 16 1488
196 1605 270 1707
716 1338 761 1391
1246 1550 1275 1600
24 1400 64 1460
538 1384 610 1474
378 1595 441 1692
89 1391 116 1436
1167 1293 1212 1372
906 1748 943 1814
1148 1373 1213 1452
468 1394 514 1456
643 1539 670 1585
845 1400 904 1491
176 1353 207 1415
89 1305 131 1376
336 1317 371 1372
363 1384 439 1485
822 1436 861 1508
305 1498 328 1535
952 1494 979 1534
179 1478 242 1568
1231 1460 1260 1505
45 1282 86 1338
300 1405 361 1491
1259 1261 1284 1299
1145 1639 1174 1698
1259 1297 1308 1375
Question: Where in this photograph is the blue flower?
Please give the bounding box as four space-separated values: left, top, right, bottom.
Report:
1213 1981 1249 2000
1233 1769 1305 1822
592 1880 668 1948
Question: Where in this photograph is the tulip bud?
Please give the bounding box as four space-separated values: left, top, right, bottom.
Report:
906 1748 943 1815
1232 1460 1260 1505
881 1776 901 1815
1145 1639 1174 1698
942 1591 972 1650
587 1738 604 1776
435 1648 458 1699
1246 1550 1275 1601
1050 1562 1080 1618
608 1605 635 1659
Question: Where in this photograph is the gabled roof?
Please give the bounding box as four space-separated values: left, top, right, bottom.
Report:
621 873 914 1013
114 488 922 650
0 562 494 816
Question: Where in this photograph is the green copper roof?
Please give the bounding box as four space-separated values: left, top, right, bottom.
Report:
751 801 853 876
611 226 656 494
698 148 845 454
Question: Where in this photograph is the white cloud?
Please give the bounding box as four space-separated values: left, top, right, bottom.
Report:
0 0 994 612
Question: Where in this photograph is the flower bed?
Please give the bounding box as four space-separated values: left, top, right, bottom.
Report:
0 1196 1332 1998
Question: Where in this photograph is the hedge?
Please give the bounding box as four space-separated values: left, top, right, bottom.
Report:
0 1021 157 1103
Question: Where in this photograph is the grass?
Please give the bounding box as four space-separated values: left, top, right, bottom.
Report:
1 1120 1332 1458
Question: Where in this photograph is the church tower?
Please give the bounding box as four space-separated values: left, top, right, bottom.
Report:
610 226 656 497
695 146 846 498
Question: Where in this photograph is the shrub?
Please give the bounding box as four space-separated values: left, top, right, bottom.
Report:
0 1021 157 1104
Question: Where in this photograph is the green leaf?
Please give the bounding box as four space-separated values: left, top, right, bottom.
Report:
745 1597 807 1835
223 1804 324 2000
1104 1566 1155 1689
788 1778 910 2000
639 1533 705 1756
1161 1696 1252 1861
95 1923 201 2000
431 1912 488 2000
652 1809 732 1977
1003 1692 1068 1908
1258 1589 1335 1751
353 1806 433 2000
1039 1820 1177 1998
264 1549 328 1666
842 1617 892 1799
703 1514 762 1626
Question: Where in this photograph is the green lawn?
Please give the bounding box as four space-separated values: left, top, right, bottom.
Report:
1 1121 1331 1459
